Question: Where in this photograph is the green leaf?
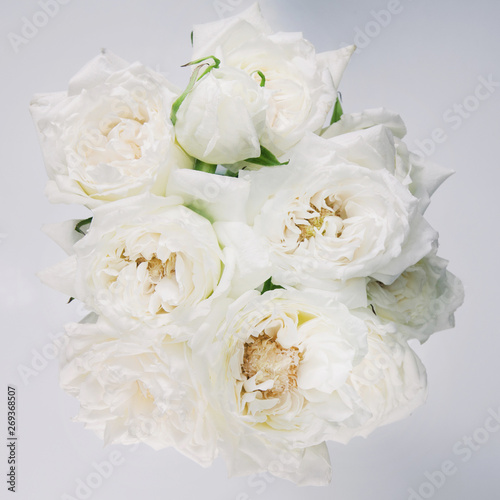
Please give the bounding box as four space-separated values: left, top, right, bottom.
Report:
190 31 193 46
75 217 92 236
194 159 217 174
245 146 289 167
67 297 75 304
170 55 221 126
330 94 343 125
260 278 284 294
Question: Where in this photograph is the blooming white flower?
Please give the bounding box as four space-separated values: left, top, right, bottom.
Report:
30 50 192 208
174 66 267 164
322 107 454 213
60 317 217 466
39 194 231 338
191 3 355 157
367 250 464 343
215 132 437 291
194 290 426 484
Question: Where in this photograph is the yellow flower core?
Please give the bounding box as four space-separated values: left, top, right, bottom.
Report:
135 254 177 284
242 334 301 398
296 200 345 243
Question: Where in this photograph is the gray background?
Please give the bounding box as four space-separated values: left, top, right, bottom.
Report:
1 0 499 499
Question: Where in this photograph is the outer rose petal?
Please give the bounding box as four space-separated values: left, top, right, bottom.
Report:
342 314 428 440
322 107 407 139
67 50 131 95
192 3 272 60
166 168 251 223
42 219 85 255
224 436 332 486
322 108 454 213
368 250 465 343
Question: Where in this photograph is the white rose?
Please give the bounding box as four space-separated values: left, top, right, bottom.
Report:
322 107 454 213
191 3 355 156
367 250 464 343
194 289 367 484
30 50 192 208
237 133 437 288
194 290 426 483
39 194 231 338
60 317 217 466
174 67 267 164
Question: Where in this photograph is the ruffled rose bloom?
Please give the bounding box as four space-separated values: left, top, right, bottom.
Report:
367 249 464 343
30 50 192 208
174 67 267 164
40 194 230 338
60 317 217 466
194 290 426 484
190 3 355 158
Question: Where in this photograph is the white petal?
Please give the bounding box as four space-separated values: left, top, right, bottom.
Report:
68 50 130 95
326 124 398 174
192 3 271 60
317 44 356 89
409 153 454 213
372 215 438 284
166 169 250 223
322 107 407 139
213 221 271 296
42 220 86 255
37 256 77 298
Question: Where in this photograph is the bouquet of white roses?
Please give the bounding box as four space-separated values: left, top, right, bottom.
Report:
31 4 463 486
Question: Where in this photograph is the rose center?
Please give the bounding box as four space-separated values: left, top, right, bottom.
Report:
120 250 177 290
242 334 301 398
136 380 154 401
296 199 345 242
135 254 177 285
